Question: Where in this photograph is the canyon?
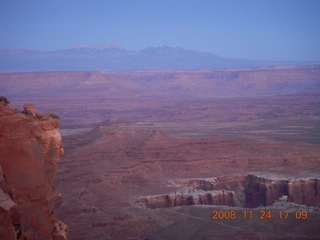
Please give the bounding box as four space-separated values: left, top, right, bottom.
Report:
1 65 319 129
52 126 320 239
0 65 320 239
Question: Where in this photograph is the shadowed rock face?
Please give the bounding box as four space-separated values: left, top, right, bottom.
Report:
0 100 67 240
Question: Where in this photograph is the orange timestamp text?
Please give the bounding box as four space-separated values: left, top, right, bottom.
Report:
211 210 309 220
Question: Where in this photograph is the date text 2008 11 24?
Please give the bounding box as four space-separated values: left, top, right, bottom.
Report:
211 210 308 220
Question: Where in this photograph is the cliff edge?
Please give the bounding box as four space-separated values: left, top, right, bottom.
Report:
0 97 67 240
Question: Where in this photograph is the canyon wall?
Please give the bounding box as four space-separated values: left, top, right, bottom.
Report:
0 99 67 240
136 175 320 209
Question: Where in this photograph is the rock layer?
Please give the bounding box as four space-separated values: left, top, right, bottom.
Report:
0 100 67 240
136 174 320 209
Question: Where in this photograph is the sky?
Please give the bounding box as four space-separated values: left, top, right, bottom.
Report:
0 0 320 61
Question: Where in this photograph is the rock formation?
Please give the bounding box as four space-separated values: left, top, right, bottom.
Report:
0 98 67 240
136 174 320 209
136 189 236 209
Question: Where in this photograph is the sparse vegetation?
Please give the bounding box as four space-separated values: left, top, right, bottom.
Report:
0 96 10 105
50 113 60 119
8 185 15 192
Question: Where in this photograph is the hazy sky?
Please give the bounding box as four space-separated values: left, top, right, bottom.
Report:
0 0 320 61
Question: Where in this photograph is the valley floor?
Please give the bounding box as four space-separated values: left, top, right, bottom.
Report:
54 118 320 240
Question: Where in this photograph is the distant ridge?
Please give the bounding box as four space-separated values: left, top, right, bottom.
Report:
0 45 317 72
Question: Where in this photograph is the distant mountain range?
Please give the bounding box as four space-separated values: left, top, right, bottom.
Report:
0 45 317 72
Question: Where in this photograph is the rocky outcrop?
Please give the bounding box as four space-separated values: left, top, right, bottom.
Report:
136 174 320 209
0 99 67 240
136 189 235 209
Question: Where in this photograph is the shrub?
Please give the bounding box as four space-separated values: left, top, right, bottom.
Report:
0 96 10 105
50 113 60 119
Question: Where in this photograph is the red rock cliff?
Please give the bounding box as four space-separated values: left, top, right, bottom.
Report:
0 99 67 240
